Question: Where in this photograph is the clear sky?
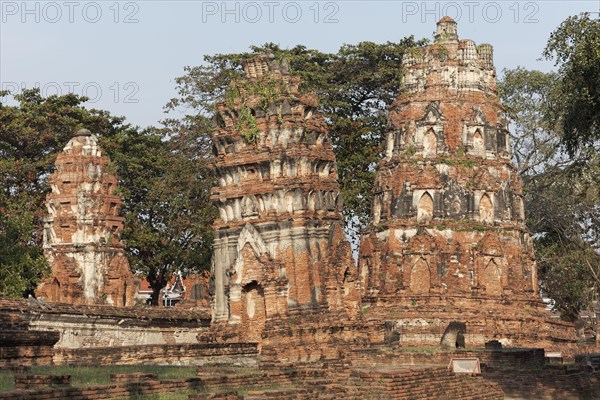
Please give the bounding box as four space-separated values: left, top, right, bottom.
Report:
1 1 598 128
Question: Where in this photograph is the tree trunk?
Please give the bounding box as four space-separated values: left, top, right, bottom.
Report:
150 288 161 306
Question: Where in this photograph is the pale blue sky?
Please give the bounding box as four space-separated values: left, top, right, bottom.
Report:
1 1 598 128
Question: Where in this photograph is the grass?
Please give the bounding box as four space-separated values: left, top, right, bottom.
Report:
0 373 14 392
0 365 198 392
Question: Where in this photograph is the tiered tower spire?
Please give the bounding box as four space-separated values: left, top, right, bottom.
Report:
36 129 135 306
359 18 543 346
210 54 358 340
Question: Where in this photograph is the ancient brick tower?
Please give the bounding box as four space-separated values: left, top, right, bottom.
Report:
36 129 136 306
359 18 548 346
210 54 358 341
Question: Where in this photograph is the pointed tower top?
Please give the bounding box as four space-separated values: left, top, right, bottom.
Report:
74 128 92 137
64 128 100 157
241 53 290 79
438 15 456 23
435 16 458 42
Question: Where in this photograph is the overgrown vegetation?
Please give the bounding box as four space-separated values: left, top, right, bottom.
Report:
236 106 260 143
0 365 198 392
166 38 428 244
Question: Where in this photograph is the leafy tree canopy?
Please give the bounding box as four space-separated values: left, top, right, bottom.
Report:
543 13 600 155
499 67 600 324
101 127 215 305
0 89 215 303
0 209 49 297
0 88 125 297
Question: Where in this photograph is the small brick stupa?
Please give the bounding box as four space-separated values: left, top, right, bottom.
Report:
210 54 360 344
358 17 565 347
36 129 136 306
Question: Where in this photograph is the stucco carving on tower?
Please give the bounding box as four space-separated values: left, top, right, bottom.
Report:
357 17 549 346
209 54 359 339
36 129 136 306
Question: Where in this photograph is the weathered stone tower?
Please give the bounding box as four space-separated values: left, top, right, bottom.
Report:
359 17 550 346
36 129 136 306
210 54 359 342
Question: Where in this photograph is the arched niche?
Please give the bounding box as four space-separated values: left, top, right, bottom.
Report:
410 257 431 295
325 191 337 211
241 280 266 342
49 278 61 302
307 190 316 211
423 128 437 157
284 191 294 213
317 161 330 178
479 193 493 223
245 166 258 181
473 129 484 156
256 195 266 213
292 189 304 211
242 281 265 319
482 258 502 295
229 224 270 289
218 206 228 223
241 196 259 218
225 204 235 221
417 192 434 222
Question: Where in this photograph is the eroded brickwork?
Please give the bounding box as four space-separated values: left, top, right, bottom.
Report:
36 129 136 306
358 17 559 346
210 54 359 341
0 298 60 368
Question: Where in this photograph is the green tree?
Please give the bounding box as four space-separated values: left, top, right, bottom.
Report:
543 13 600 155
0 89 215 304
0 209 49 297
0 88 127 297
165 39 426 245
101 128 215 306
539 15 600 305
499 67 600 328
0 89 126 221
497 67 563 176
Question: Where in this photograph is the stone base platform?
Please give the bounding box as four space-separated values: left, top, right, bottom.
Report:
2 346 599 399
192 362 505 400
362 294 578 352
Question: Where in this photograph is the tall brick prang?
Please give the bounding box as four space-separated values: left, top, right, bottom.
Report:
358 17 554 347
210 54 359 341
36 129 136 306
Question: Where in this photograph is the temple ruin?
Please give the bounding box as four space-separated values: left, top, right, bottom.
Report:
209 54 360 343
5 17 598 400
36 129 136 306
358 16 553 347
